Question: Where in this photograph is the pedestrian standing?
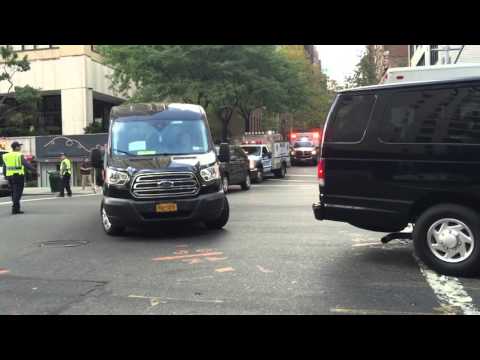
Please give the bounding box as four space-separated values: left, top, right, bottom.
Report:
91 145 104 193
1 142 37 215
58 153 72 197
80 158 93 191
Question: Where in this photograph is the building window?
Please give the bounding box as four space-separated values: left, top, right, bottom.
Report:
417 54 425 66
430 45 439 65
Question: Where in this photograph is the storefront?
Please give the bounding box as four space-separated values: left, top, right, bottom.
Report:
35 134 107 188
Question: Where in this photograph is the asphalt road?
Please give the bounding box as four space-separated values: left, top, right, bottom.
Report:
1 166 480 315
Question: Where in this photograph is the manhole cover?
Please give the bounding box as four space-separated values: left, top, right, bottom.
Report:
39 240 89 248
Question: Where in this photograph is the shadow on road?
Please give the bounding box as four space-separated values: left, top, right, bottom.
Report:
116 222 227 243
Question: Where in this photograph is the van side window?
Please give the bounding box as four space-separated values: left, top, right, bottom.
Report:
381 87 480 144
325 94 374 143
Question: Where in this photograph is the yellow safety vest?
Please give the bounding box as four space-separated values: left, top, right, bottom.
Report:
2 151 25 177
61 158 72 176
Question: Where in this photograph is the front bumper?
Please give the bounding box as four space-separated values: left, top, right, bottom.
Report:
103 191 226 226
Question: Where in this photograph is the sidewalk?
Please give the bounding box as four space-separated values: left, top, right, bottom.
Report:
23 187 100 196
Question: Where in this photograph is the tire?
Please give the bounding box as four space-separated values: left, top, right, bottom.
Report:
255 168 264 183
222 175 229 194
413 204 480 277
204 198 229 230
101 204 125 236
274 163 286 178
241 173 251 190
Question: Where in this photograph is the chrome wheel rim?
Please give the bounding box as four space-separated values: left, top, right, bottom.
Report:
427 218 474 263
223 177 229 193
102 207 112 231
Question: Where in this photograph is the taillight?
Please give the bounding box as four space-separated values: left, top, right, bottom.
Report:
317 158 325 186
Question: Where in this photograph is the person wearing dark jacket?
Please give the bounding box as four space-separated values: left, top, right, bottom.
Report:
1 142 37 215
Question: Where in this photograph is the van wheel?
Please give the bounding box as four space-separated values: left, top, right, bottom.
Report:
413 204 480 277
274 163 286 178
222 175 229 194
241 174 251 190
205 198 229 230
101 205 125 236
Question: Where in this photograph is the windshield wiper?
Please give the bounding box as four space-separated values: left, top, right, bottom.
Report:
112 149 136 156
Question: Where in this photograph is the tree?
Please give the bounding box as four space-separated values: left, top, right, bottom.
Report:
278 45 334 134
99 45 313 142
0 46 42 136
344 45 377 88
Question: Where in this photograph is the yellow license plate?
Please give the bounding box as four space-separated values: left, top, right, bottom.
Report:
156 203 178 213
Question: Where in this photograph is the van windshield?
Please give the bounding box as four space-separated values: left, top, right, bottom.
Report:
241 146 262 156
294 141 314 148
111 117 210 156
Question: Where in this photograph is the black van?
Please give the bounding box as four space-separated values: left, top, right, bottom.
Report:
101 103 230 235
313 77 480 276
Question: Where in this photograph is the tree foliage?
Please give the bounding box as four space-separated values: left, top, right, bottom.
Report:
99 45 314 141
344 46 378 88
0 45 42 136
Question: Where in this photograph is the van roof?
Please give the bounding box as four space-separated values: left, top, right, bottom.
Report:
338 76 480 94
110 102 205 120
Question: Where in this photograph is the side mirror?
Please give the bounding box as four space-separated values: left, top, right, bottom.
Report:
218 143 230 163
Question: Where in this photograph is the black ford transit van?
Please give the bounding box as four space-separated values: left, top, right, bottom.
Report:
101 103 229 235
313 77 480 276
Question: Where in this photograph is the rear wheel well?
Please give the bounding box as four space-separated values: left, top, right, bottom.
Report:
410 193 480 223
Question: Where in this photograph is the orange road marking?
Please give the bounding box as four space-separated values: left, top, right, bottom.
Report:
206 257 227 262
153 252 223 261
182 258 203 265
215 267 235 273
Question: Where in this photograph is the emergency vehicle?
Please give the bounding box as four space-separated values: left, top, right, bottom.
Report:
240 131 290 182
289 131 322 166
382 63 480 84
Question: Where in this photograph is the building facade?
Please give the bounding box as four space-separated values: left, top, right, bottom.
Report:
372 45 409 82
0 45 131 136
409 45 480 67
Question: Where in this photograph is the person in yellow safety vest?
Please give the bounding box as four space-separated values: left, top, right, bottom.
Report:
1 141 37 215
58 153 73 197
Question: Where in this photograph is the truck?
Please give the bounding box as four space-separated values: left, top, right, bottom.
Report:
382 63 480 84
289 131 321 166
240 132 290 183
100 103 230 236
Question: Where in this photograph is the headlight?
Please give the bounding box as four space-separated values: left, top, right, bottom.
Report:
200 164 220 182
290 151 295 156
106 167 130 186
312 150 317 155
249 159 256 169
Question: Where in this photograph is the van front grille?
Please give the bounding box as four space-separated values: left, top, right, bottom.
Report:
295 150 312 157
131 172 200 199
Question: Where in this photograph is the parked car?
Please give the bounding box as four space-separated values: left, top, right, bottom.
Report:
313 75 480 277
215 145 251 193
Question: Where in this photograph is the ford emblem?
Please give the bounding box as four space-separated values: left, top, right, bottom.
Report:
158 181 174 189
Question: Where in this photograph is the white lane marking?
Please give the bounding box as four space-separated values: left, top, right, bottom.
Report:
286 174 316 178
417 259 480 315
128 294 224 306
0 193 100 206
352 242 383 248
268 179 317 183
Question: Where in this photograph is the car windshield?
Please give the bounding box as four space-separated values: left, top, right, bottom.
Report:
111 117 210 156
241 146 261 156
294 141 314 148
